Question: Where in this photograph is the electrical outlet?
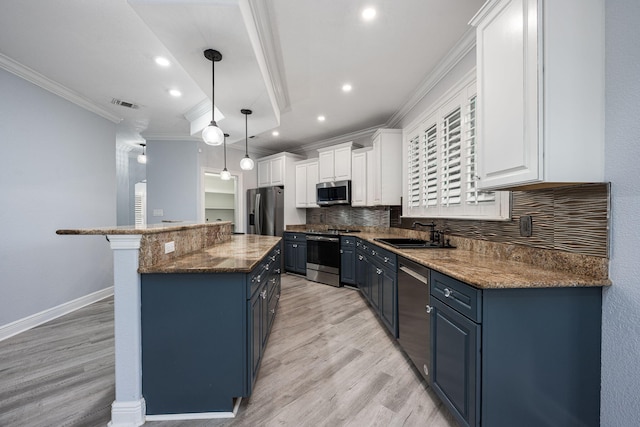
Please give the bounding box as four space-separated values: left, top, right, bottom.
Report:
153 209 164 217
164 241 175 254
520 215 533 237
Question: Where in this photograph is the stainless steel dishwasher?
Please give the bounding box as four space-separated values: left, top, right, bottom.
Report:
397 256 431 383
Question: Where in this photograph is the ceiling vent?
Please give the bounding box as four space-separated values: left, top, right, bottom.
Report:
111 98 140 109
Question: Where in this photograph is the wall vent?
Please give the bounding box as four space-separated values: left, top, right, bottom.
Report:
111 98 140 109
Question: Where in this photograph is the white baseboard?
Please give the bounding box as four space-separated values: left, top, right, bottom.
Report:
144 398 241 421
108 398 146 427
0 286 114 342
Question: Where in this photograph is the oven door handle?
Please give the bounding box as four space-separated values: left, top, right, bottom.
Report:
307 235 340 242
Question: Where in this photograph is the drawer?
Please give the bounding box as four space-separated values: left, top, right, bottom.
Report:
341 236 356 246
369 244 397 269
284 232 306 242
430 270 482 323
247 264 266 298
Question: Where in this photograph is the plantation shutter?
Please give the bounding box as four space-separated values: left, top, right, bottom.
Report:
407 133 421 209
424 123 438 207
440 107 462 206
465 95 496 204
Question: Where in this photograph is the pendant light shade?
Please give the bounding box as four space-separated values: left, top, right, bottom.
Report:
202 49 224 146
137 143 147 164
240 109 254 170
221 133 231 180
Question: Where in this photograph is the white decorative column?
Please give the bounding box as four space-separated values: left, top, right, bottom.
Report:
108 234 146 427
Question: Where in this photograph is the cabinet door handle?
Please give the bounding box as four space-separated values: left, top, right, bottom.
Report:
293 244 298 248
340 249 343 254
425 305 433 314
358 255 363 261
372 250 377 256
270 255 276 261
443 288 452 298
384 257 389 263
274 268 281 274
276 249 281 254
270 308 276 314
256 275 261 283
276 294 280 300
261 290 267 299
271 278 277 284
376 268 382 275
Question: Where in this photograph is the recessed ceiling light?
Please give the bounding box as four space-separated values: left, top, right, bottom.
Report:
317 115 326 122
154 56 171 67
272 131 280 137
342 83 352 92
361 7 376 21
169 89 182 97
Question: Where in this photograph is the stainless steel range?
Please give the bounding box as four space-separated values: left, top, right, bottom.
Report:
305 229 360 287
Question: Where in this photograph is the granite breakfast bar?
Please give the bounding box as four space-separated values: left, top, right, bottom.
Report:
56 222 282 426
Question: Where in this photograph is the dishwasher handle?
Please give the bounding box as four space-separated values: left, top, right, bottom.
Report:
399 265 429 285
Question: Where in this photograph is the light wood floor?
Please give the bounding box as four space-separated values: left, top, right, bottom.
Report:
0 274 456 427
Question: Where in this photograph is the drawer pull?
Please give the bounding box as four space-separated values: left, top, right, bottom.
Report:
261 290 267 299
425 305 433 314
376 268 382 275
292 244 298 248
384 256 389 263
358 255 363 261
372 250 377 256
270 308 276 314
274 268 281 274
443 288 452 298
269 255 276 261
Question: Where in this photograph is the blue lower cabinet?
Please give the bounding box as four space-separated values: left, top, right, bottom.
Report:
141 245 281 416
430 271 602 427
431 297 480 427
340 236 356 285
355 240 398 338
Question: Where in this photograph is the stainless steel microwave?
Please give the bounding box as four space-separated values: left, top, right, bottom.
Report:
316 180 351 206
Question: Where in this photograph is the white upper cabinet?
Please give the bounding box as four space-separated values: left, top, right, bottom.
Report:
317 142 354 182
257 154 287 187
470 0 604 190
370 129 402 206
351 148 371 207
295 159 319 208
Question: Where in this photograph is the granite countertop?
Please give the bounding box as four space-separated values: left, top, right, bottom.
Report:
138 234 282 274
56 221 229 235
352 232 610 289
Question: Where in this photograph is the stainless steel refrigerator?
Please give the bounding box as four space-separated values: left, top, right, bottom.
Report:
246 186 284 236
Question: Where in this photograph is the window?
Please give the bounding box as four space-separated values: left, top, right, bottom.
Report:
403 72 510 220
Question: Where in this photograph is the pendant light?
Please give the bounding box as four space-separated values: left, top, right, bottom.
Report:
137 143 147 164
221 133 231 181
240 109 254 170
202 49 224 146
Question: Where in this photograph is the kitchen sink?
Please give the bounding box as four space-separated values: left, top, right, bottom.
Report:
374 238 454 249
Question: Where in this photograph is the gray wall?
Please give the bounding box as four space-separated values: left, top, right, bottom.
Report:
146 140 200 224
0 68 116 326
601 0 640 424
145 139 258 229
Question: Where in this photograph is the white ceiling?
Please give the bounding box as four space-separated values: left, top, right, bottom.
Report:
0 0 483 154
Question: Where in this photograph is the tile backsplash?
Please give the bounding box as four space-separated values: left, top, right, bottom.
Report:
307 205 401 228
400 183 610 258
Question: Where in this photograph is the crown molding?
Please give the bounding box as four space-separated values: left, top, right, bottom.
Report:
242 0 291 112
289 125 384 154
0 53 122 124
386 27 476 128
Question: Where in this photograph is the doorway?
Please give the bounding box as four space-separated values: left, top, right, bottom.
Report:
202 171 243 232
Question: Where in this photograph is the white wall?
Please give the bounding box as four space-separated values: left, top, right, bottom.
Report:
601 0 640 424
0 68 116 327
